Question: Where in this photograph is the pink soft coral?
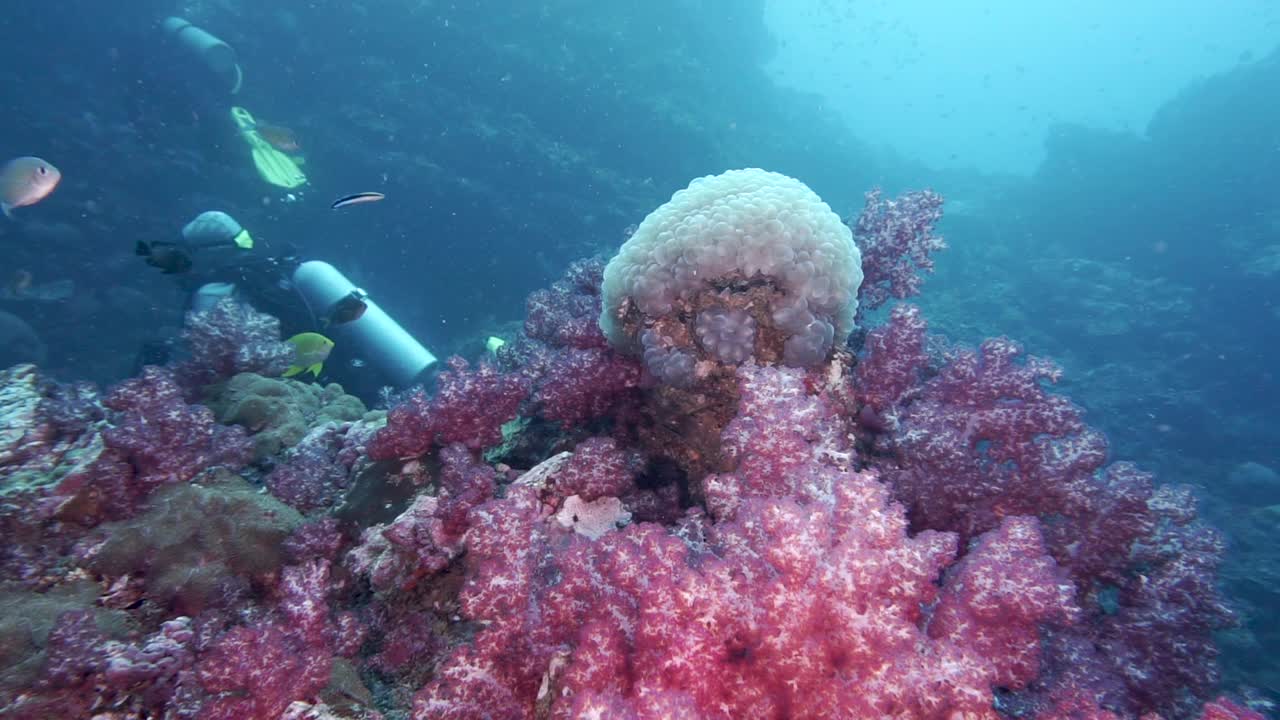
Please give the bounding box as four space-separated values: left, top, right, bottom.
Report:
369 357 530 460
410 364 1079 720
852 188 946 319
196 560 354 719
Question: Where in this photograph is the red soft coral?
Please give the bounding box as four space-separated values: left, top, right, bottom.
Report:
368 357 530 460
195 561 346 719
852 187 946 319
410 365 1081 720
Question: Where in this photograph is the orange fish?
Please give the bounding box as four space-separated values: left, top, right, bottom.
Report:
1 156 60 218
257 123 301 153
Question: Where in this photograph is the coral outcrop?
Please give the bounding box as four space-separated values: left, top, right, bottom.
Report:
0 182 1260 720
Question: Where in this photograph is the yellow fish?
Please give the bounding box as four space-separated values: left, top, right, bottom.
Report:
284 332 334 378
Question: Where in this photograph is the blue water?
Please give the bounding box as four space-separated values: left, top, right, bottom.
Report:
2 0 1278 706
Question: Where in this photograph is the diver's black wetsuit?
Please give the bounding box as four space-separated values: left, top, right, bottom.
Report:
176 241 313 338
134 235 312 370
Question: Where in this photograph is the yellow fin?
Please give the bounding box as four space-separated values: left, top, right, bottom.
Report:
231 106 308 189
307 362 323 377
283 364 304 378
252 146 307 189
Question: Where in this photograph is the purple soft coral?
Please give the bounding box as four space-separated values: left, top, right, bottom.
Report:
551 436 639 502
524 258 610 350
174 297 294 389
853 303 930 415
369 357 530 460
348 444 496 592
267 421 374 512
101 366 253 498
37 366 252 525
854 306 1098 541
931 516 1080 689
196 560 352 719
1095 488 1239 716
852 188 946 319
505 258 642 426
7 610 196 718
412 364 1080 719
533 347 640 425
855 303 1238 718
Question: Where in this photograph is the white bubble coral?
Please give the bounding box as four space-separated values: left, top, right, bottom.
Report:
600 169 862 368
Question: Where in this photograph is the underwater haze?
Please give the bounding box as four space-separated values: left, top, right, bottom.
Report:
0 1 1278 718
766 0 1280 173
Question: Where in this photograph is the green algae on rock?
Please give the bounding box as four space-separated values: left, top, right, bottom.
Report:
205 372 371 462
78 469 304 615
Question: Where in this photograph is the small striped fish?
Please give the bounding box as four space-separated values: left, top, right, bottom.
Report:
331 191 385 209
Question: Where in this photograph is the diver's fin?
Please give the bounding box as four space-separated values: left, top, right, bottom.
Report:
230 106 308 189
252 144 307 189
2 202 12 219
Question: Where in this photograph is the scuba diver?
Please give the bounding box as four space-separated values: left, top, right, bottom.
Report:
129 19 435 399
121 16 307 192
137 210 438 400
137 210 311 329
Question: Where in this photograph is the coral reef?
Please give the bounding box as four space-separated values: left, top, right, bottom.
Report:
0 183 1262 720
77 470 304 615
0 365 252 590
207 372 370 462
506 257 644 431
601 169 863 376
368 356 531 460
174 297 295 390
266 418 382 513
851 187 947 319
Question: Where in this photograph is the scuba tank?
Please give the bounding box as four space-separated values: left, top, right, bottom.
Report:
292 261 438 388
160 17 243 94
